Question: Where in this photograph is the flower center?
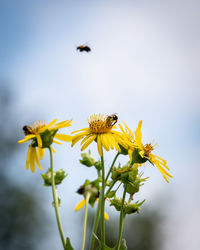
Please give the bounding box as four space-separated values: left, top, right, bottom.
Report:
88 114 115 133
23 121 46 135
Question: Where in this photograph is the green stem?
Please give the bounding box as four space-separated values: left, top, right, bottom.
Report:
128 194 133 205
105 180 116 198
100 153 105 245
105 152 120 183
81 193 91 250
90 180 117 250
116 184 127 250
49 147 66 249
89 199 101 250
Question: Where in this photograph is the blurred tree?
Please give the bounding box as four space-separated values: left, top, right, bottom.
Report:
86 206 163 250
0 85 47 250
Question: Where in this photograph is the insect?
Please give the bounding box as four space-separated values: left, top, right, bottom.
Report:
106 113 118 126
76 44 91 52
22 125 32 135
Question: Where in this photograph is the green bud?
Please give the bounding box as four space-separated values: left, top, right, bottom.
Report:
94 160 102 170
124 200 145 214
80 150 95 167
110 198 123 211
126 179 140 195
112 164 138 184
41 168 67 186
131 148 147 164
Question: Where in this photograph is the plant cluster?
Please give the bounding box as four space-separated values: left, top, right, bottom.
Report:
18 114 172 249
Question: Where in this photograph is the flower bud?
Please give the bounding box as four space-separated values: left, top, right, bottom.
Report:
124 200 145 214
41 168 67 186
110 197 122 211
80 150 95 167
110 198 145 214
94 160 102 170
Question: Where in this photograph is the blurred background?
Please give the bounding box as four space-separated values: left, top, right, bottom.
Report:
0 0 199 249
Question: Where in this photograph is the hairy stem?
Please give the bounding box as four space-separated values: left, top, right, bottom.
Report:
105 152 120 183
49 147 66 249
100 153 105 245
116 184 127 250
81 193 91 250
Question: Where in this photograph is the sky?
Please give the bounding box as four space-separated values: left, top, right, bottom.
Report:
0 0 200 249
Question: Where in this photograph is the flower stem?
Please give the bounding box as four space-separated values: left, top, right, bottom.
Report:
89 198 101 250
100 153 105 245
105 180 116 198
49 147 66 249
81 193 91 250
116 184 127 250
105 152 120 183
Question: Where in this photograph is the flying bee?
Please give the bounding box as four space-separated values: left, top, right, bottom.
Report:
22 125 32 135
76 44 91 52
106 113 118 126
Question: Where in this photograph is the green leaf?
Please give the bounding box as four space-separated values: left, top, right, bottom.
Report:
113 239 128 250
65 237 74 250
119 239 128 250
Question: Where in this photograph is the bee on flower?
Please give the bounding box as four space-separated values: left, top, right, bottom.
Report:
71 114 129 157
119 120 172 182
18 119 72 172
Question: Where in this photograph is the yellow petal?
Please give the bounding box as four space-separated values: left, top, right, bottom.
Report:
128 149 133 161
36 134 42 147
71 131 89 147
81 134 96 151
80 134 92 145
46 119 58 128
101 134 110 151
54 133 72 142
135 120 143 148
106 134 115 150
104 212 109 220
33 147 42 170
18 135 36 144
29 147 35 173
51 147 56 153
26 147 31 170
97 135 103 156
37 147 45 160
75 199 86 211
118 123 126 134
53 120 72 129
71 127 90 134
53 139 63 145
123 121 134 137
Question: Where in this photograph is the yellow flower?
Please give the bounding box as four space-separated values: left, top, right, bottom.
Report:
71 114 128 156
118 121 136 160
75 198 109 220
135 120 172 182
18 119 72 172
